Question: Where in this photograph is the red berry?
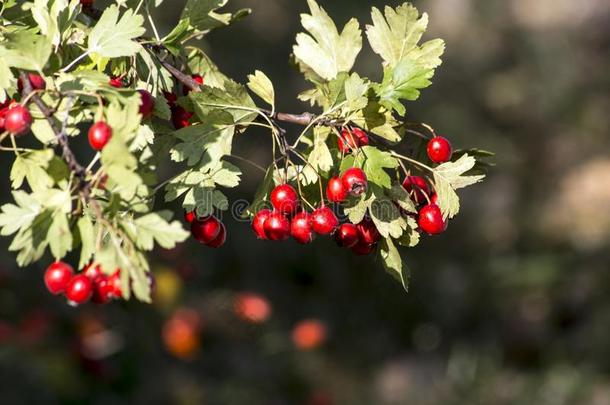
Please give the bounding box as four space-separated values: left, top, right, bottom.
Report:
109 77 123 88
80 0 94 7
311 206 339 235
87 121 112 151
108 270 122 299
402 176 430 204
65 275 93 305
351 240 376 256
206 222 226 248
4 105 32 135
184 210 196 223
418 204 447 235
138 89 154 119
427 136 452 163
163 91 177 106
91 275 114 304
290 211 315 244
17 73 46 92
341 168 368 197
326 176 348 203
172 106 193 129
337 128 368 153
270 184 299 215
334 223 359 248
83 264 103 281
191 216 222 244
430 193 438 204
183 74 204 95
356 218 381 244
44 262 74 295
263 211 291 241
252 209 272 239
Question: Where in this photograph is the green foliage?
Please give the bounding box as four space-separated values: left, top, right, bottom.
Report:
0 0 488 301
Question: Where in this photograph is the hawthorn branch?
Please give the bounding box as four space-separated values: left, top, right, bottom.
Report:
18 72 91 198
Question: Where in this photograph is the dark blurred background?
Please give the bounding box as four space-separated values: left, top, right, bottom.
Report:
1 0 610 404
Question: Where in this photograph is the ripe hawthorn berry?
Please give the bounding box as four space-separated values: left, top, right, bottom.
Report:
263 211 291 241
334 223 359 248
311 206 339 235
138 89 154 119
80 0 94 7
206 222 227 248
291 211 315 244
402 176 430 204
163 92 177 106
191 216 222 244
183 74 204 95
326 176 347 203
172 106 193 129
356 218 381 245
351 240 376 256
17 73 46 92
4 105 32 135
109 77 123 88
418 204 447 235
87 121 112 151
108 270 122 298
184 210 196 223
65 275 93 305
270 184 299 215
427 136 452 163
341 168 368 197
337 128 368 153
252 209 272 239
84 264 103 281
234 293 272 324
44 262 74 295
92 275 114 304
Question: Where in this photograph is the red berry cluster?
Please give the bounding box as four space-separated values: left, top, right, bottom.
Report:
337 127 369 153
165 74 203 129
397 135 454 236
44 262 123 306
185 212 227 248
250 167 380 255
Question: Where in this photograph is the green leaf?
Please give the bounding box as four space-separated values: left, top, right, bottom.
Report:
397 216 420 248
380 238 409 292
170 122 235 168
343 192 370 225
162 18 193 55
47 213 72 259
293 0 362 81
77 215 95 270
127 211 189 251
0 31 53 71
368 185 407 239
181 0 251 31
344 73 369 111
375 60 434 115
433 154 485 219
10 150 55 192
348 145 399 189
247 70 275 108
211 161 242 187
308 127 333 174
190 80 256 124
0 191 42 237
387 182 417 214
88 5 145 58
366 3 444 68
